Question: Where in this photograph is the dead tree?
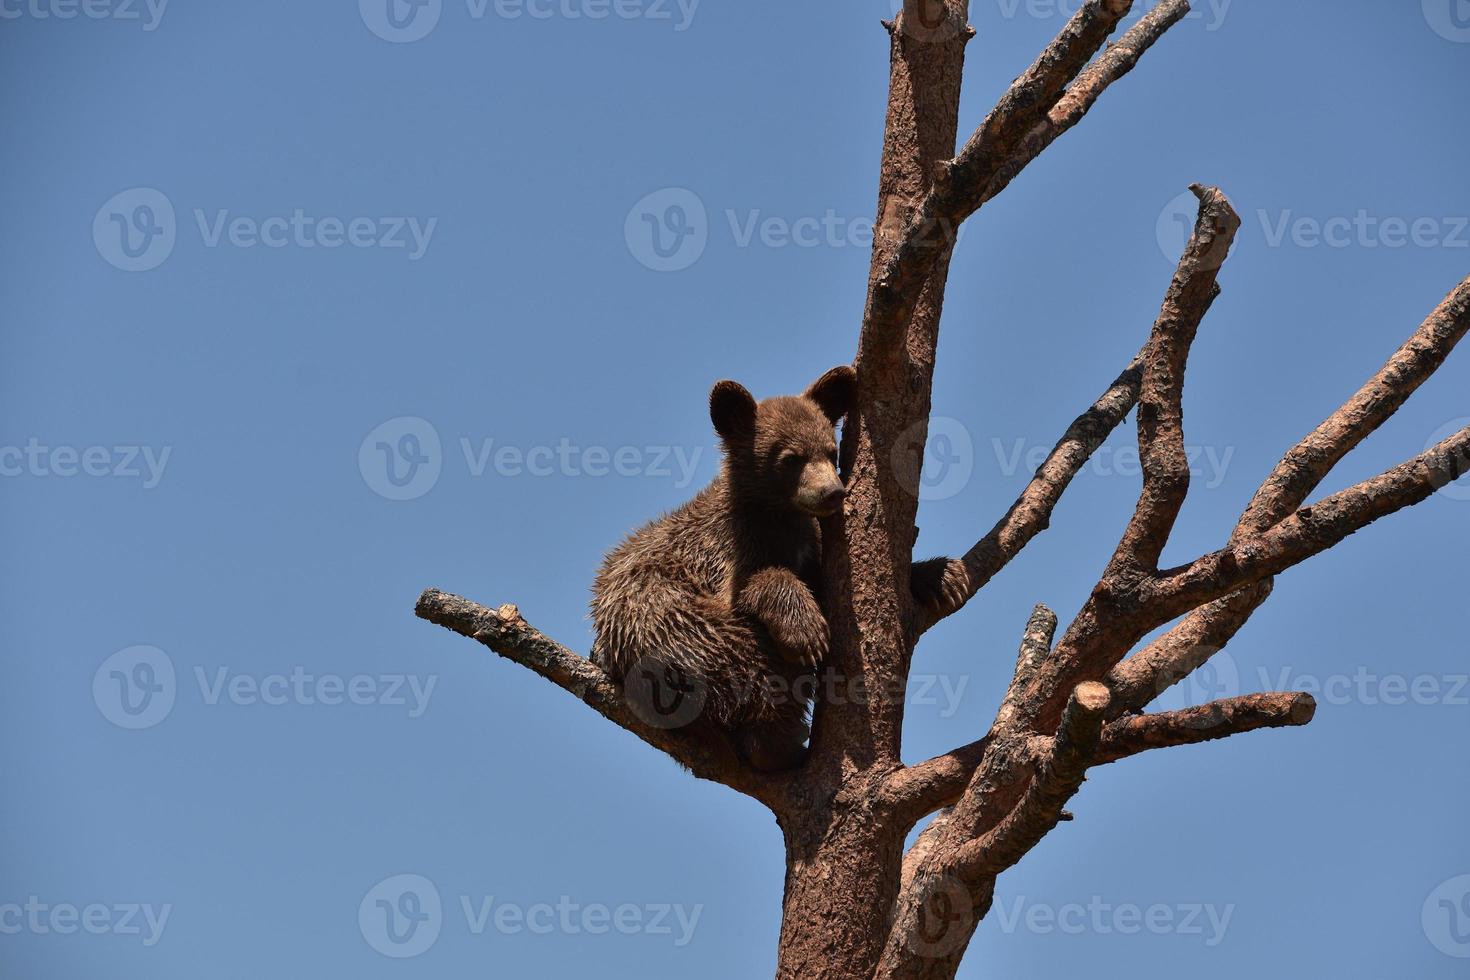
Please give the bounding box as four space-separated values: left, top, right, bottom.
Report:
416 2 1470 976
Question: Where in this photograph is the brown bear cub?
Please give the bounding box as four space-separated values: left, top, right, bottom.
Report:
590 366 857 771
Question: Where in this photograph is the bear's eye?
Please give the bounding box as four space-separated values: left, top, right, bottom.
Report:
826 449 839 466
778 451 804 470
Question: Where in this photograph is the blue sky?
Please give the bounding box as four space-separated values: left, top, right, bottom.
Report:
2 1 1468 977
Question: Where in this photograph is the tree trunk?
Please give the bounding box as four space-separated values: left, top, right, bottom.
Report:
773 4 971 978
775 789 909 979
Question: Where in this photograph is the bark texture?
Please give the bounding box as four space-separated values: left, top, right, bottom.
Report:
416 3 1470 976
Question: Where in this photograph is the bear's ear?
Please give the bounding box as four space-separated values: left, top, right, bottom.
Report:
710 380 757 441
804 365 857 424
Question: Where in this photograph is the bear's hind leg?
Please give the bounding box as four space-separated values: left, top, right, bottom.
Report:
735 699 810 772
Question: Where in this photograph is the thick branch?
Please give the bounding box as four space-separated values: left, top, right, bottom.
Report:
1025 286 1470 737
918 185 1240 632
1150 426 1470 619
1235 275 1470 539
941 0 1136 220
1109 273 1470 713
1112 184 1239 572
1106 579 1273 716
993 604 1060 733
883 604 1058 823
953 682 1111 877
1095 692 1317 765
979 0 1192 206
864 0 1183 362
414 589 783 808
915 355 1143 630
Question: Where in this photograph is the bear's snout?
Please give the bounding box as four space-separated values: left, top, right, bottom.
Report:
799 475 846 517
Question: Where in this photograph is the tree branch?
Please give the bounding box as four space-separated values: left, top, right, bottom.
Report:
414 588 785 808
1235 275 1470 538
915 355 1143 631
1105 579 1273 716
917 184 1240 633
1111 184 1239 572
864 0 1185 362
940 0 1137 220
883 604 1057 823
1149 426 1470 619
1106 273 1470 715
1094 692 1317 765
876 602 1064 822
978 0 1191 206
952 682 1111 878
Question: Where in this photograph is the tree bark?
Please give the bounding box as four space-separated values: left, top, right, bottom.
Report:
773 6 971 976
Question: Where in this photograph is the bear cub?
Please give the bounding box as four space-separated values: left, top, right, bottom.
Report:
590 366 962 770
590 366 858 771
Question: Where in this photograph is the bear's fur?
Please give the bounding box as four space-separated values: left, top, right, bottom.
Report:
590 366 857 771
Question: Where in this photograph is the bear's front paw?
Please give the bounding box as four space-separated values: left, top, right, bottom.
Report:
910 557 969 615
766 608 829 669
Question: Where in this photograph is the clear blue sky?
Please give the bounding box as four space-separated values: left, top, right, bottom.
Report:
3 1 1468 977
